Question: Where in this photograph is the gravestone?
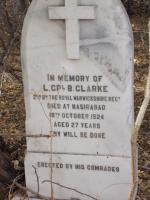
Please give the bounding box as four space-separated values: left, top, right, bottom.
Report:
21 0 136 199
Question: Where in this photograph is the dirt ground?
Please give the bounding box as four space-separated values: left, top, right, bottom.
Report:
0 2 149 200
131 11 150 200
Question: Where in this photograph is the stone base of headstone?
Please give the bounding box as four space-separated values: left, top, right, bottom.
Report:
24 152 133 200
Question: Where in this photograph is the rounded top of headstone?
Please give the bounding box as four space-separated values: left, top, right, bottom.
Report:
22 0 133 91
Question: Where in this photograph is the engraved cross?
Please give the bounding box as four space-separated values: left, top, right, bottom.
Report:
48 0 95 59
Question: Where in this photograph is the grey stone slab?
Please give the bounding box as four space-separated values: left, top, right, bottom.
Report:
25 152 133 200
21 0 136 199
22 0 134 156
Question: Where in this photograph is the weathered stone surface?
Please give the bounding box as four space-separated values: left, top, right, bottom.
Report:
22 0 134 156
21 0 135 199
25 152 132 200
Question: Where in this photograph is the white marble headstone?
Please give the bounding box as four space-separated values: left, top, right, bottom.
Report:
22 0 136 199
